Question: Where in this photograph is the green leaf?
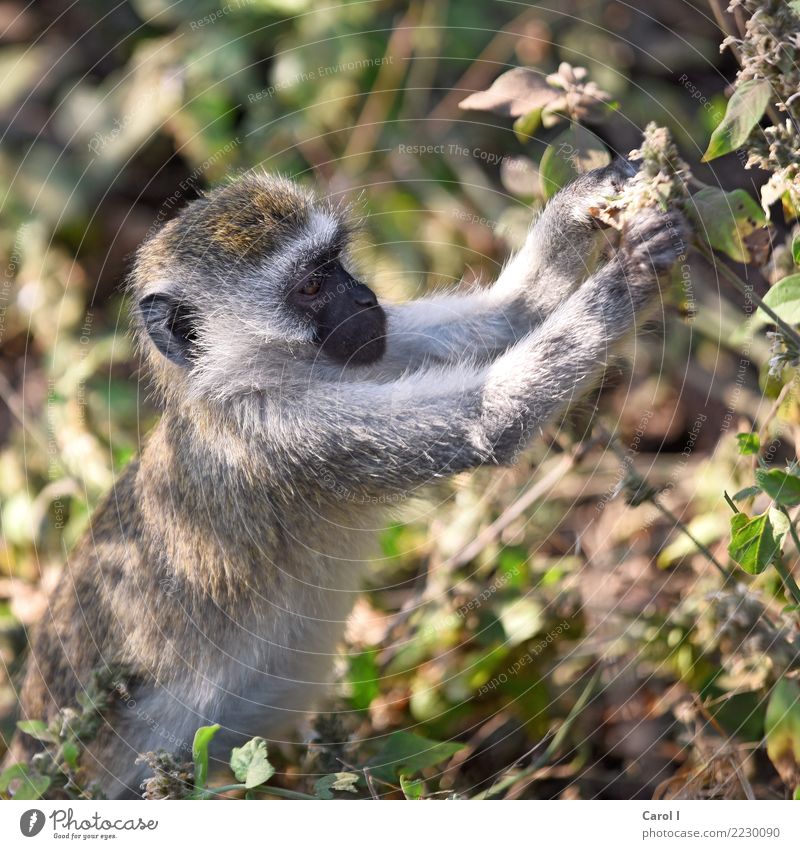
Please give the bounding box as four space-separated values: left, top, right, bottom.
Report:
16 719 57 744
539 124 610 200
769 506 791 551
0 763 30 793
754 274 800 329
689 187 767 264
314 772 359 799
513 108 542 142
61 740 80 770
755 469 800 506
765 678 800 784
793 236 800 267
400 775 425 799
732 486 762 502
702 78 771 161
347 649 381 711
191 724 220 791
11 772 51 800
736 432 761 456
229 737 275 789
366 732 464 783
728 511 780 574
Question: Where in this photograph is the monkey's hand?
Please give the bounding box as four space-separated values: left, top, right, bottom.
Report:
566 157 638 230
619 207 688 286
498 157 640 316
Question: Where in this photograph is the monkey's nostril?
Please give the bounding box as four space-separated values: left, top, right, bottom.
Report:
353 286 378 308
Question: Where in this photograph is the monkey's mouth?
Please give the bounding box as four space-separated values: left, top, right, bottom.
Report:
317 305 387 366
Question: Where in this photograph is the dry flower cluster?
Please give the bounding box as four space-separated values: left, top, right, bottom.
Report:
725 0 800 212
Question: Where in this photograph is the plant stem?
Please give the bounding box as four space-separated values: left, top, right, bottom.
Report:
203 783 317 800
723 491 740 513
599 425 734 579
695 243 800 351
775 508 800 607
772 557 800 608
475 669 602 799
651 498 734 580
707 0 740 59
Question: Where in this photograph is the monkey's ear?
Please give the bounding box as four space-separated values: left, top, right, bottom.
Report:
138 293 198 367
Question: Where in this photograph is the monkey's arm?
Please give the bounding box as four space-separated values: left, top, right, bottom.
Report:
378 160 633 371
265 210 683 496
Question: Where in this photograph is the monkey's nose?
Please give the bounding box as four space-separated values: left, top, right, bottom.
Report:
353 285 378 308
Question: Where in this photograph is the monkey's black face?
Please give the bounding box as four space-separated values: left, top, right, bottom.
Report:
290 258 387 366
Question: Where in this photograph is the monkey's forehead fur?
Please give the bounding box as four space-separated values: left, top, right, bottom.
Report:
131 173 357 290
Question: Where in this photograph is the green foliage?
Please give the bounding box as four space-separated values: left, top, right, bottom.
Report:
347 649 381 711
513 109 543 143
765 678 800 789
702 79 771 161
16 719 57 744
191 724 220 794
538 124 610 199
365 732 464 784
732 485 762 502
229 737 275 789
736 432 761 456
4 769 51 800
754 275 800 328
0 666 124 799
728 512 780 574
314 772 360 799
754 469 800 507
399 775 425 799
689 187 768 263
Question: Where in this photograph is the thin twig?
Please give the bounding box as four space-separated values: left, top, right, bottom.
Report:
599 425 734 579
695 243 800 352
654 499 734 579
755 379 796 472
691 694 756 800
445 441 595 571
474 668 602 799
775 507 800 607
707 0 740 60
203 783 317 800
0 370 55 462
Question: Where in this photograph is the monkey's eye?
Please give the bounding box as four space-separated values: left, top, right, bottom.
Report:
298 277 322 297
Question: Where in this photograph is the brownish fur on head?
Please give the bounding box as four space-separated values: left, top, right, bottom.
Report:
129 172 384 408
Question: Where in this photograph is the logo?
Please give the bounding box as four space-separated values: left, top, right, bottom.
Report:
20 809 45 837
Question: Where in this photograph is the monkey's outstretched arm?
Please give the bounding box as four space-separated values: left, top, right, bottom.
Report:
262 209 683 497
378 160 633 371
493 158 633 311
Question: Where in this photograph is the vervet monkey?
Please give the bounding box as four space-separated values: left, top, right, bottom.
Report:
10 162 686 797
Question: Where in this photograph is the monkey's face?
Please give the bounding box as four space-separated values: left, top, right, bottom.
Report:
133 174 388 387
289 255 387 366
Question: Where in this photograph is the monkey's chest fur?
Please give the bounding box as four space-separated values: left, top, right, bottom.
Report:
20 423 382 797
